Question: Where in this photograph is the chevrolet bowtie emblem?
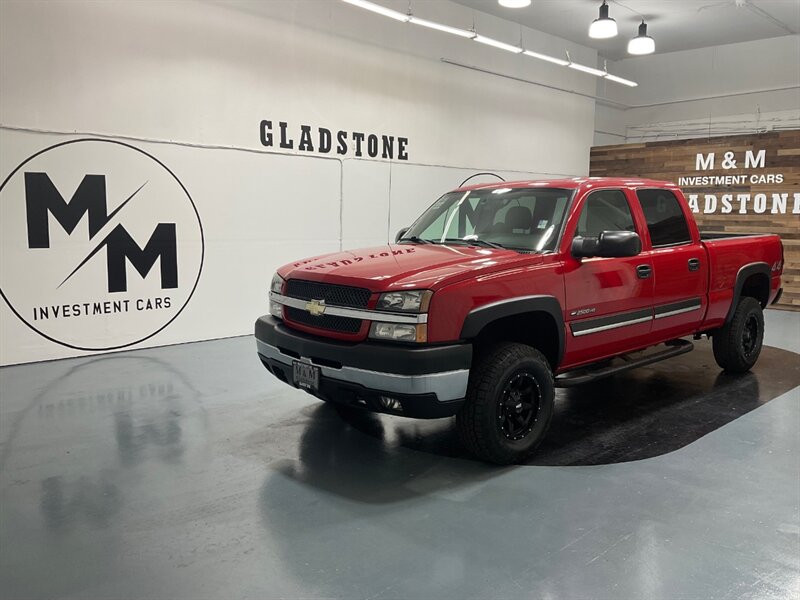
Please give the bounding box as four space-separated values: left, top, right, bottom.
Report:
305 299 326 316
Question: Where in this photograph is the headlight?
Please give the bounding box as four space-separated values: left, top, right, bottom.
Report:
376 290 432 313
270 273 285 295
369 322 427 343
270 273 285 318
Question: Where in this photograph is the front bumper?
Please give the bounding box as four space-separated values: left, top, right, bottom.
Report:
255 316 471 418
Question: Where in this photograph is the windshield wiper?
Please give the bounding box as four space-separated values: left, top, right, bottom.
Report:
398 235 433 245
441 237 506 249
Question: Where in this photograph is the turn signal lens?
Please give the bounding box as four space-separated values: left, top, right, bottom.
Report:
369 322 427 343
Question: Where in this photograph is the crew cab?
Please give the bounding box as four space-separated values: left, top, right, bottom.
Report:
255 178 784 464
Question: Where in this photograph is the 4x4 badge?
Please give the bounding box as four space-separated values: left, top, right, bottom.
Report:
305 299 326 316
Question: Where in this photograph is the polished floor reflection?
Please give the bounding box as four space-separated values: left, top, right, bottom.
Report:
327 341 800 466
1 311 798 599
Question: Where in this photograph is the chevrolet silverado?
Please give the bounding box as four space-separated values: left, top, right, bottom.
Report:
255 178 784 464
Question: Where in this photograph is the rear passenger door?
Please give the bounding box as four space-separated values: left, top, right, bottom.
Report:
563 189 654 366
635 188 708 340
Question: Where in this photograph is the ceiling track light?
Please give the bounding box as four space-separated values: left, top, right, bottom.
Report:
568 62 607 77
604 73 638 87
589 1 618 39
565 52 605 77
341 0 409 22
339 0 637 86
599 58 637 86
627 20 655 55
522 50 569 66
408 16 475 38
473 34 523 53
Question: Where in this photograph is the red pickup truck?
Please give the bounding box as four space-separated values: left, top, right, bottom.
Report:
255 178 783 463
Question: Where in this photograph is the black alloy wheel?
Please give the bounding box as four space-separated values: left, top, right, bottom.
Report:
457 343 555 464
712 296 764 373
498 372 541 441
741 314 759 359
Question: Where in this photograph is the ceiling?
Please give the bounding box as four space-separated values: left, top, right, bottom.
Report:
452 0 799 61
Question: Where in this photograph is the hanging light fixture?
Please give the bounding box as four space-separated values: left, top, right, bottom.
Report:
338 0 638 86
498 0 531 7
588 1 617 39
627 20 655 55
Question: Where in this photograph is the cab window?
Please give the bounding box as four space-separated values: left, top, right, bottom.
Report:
574 190 635 238
636 189 691 247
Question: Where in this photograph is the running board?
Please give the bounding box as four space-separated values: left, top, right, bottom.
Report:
555 339 694 388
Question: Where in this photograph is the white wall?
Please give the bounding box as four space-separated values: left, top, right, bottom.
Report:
594 35 800 145
0 0 597 365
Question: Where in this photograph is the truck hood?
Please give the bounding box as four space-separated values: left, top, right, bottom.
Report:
277 244 541 291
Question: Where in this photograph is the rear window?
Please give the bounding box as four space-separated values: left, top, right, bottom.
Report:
636 189 692 247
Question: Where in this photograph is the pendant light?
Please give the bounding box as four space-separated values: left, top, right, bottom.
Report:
338 0 638 86
627 20 655 55
589 1 617 39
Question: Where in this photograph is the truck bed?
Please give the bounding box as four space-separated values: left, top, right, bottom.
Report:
701 232 783 327
700 231 779 241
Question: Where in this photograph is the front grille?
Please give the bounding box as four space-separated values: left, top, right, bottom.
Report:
285 306 362 334
285 279 371 308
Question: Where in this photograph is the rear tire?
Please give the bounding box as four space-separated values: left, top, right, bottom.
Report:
456 343 554 465
712 297 764 373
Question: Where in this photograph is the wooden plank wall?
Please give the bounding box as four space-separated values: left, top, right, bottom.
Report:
590 130 800 310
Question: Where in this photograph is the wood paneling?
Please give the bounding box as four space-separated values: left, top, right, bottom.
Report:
590 130 800 310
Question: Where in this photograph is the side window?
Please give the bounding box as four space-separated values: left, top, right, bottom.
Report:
574 190 635 238
637 189 691 247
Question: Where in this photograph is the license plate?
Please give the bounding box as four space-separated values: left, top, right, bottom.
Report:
292 361 320 392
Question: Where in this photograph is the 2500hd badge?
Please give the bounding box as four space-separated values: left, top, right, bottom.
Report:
255 178 783 464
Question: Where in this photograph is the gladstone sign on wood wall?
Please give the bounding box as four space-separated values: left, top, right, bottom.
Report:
590 130 799 310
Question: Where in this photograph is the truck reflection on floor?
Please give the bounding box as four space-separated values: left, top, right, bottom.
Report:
310 340 798 466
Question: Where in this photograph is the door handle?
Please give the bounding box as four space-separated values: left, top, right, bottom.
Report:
636 264 652 279
688 258 701 272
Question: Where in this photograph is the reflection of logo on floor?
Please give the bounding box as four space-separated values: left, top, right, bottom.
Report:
0 138 204 351
0 353 207 533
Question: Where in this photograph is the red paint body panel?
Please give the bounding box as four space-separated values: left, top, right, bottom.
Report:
427 255 562 344
272 178 784 371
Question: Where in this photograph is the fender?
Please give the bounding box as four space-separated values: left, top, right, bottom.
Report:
460 295 565 366
725 262 770 324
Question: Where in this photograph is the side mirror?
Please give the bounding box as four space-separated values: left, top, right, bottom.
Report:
395 227 409 243
572 231 641 258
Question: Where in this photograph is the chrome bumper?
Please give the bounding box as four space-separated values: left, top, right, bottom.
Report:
256 339 469 402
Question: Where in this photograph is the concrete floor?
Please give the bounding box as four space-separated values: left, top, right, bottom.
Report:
1 310 798 599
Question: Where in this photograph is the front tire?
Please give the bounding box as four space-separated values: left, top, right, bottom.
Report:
712 296 764 373
456 343 554 465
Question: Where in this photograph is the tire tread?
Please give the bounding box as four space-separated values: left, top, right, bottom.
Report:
712 296 763 373
457 343 553 464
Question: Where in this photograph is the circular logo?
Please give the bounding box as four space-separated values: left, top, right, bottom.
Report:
0 139 204 351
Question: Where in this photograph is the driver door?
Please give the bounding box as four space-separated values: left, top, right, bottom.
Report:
562 189 654 367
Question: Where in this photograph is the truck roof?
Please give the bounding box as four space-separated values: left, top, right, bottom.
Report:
455 177 679 193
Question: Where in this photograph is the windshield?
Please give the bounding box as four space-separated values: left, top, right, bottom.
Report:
401 187 573 252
